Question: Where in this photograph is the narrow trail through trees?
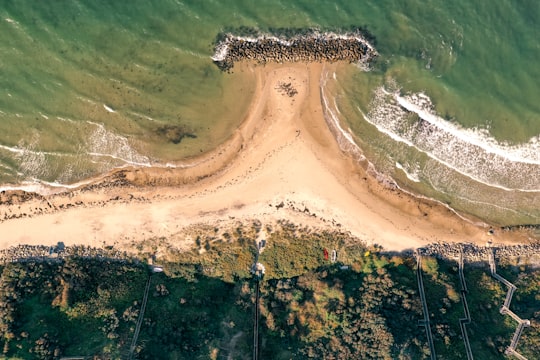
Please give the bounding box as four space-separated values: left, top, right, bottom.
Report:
253 280 260 360
457 250 473 360
415 252 436 360
128 273 153 360
488 248 530 360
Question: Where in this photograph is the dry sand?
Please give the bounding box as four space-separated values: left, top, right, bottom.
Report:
0 63 532 254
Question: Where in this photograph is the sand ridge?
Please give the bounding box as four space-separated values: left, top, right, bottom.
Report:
0 63 532 253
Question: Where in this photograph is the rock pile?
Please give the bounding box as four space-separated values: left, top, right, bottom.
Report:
276 82 298 97
0 244 132 265
212 28 377 71
417 242 540 262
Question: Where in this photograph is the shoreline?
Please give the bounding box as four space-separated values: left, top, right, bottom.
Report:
0 63 537 254
317 67 490 229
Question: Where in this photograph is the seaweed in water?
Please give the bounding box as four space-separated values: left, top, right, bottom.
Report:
155 125 197 144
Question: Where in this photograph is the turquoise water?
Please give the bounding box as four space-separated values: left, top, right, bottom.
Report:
0 0 538 225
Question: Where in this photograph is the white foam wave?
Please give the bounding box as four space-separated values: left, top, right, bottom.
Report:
103 104 115 113
76 95 97 105
129 111 155 122
319 75 368 162
87 152 150 167
320 74 362 156
0 144 25 155
86 122 151 167
319 70 481 226
9 136 49 179
0 120 188 190
4 18 20 28
133 63 152 71
0 182 53 194
0 162 15 175
394 93 540 164
364 86 540 192
395 162 421 183
0 176 97 195
0 144 70 157
56 116 76 123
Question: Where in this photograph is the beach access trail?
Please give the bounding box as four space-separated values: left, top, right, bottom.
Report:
0 63 527 253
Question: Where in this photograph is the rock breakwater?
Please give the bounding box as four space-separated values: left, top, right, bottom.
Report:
418 242 540 262
0 243 134 265
212 28 377 71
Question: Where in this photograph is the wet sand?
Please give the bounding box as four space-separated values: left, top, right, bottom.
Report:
0 63 534 254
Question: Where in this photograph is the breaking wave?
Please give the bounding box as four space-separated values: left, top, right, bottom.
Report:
85 122 151 168
319 69 484 224
362 87 540 192
0 122 153 192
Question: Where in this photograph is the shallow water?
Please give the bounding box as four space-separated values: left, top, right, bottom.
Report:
0 0 538 225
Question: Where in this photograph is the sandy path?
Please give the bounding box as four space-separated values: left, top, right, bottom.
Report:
0 63 529 253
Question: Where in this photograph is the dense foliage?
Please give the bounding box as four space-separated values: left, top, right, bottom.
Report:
0 224 538 359
259 263 424 359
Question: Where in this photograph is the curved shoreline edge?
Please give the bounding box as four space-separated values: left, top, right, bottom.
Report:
319 71 482 228
0 63 537 254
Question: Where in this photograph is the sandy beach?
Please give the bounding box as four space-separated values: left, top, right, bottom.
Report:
0 63 533 254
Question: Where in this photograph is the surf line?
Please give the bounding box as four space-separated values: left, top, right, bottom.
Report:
357 101 540 193
319 71 486 227
103 104 116 113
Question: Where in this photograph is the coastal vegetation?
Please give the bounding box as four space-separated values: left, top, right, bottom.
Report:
0 223 538 359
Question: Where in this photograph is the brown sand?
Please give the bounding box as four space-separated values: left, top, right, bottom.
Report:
0 63 532 253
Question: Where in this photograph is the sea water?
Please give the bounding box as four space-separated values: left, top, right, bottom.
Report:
0 0 538 225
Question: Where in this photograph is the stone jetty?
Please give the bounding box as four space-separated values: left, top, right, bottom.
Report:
0 243 133 265
212 28 378 71
417 242 540 262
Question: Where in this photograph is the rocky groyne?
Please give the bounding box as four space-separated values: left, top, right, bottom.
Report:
212 28 377 71
418 242 540 262
0 244 133 265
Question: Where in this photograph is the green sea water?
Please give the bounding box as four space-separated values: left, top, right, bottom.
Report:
0 0 538 225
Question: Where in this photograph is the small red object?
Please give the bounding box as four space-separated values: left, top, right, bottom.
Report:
323 248 329 260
